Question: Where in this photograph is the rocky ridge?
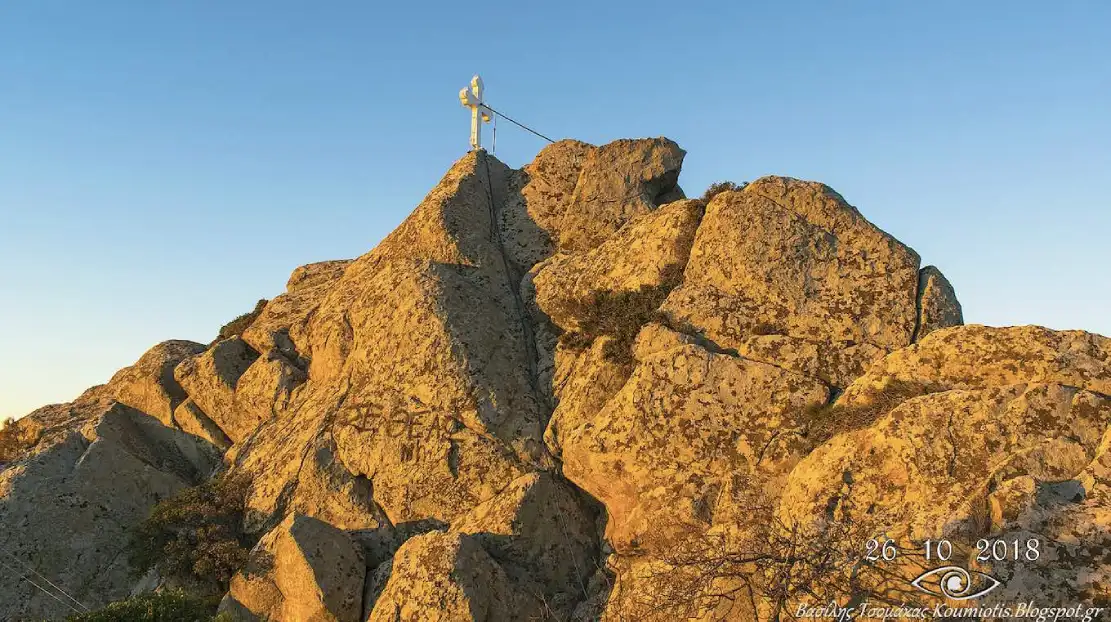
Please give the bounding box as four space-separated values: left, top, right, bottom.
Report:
1 137 1107 620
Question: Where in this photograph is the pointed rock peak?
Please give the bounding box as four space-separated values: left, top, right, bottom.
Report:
913 265 963 342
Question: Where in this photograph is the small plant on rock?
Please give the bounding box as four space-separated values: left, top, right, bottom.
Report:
700 180 748 203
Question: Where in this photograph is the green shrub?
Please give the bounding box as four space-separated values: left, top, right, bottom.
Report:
699 180 747 203
63 589 226 622
214 299 268 344
129 473 256 591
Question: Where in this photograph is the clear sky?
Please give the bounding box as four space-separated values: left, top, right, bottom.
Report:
1 1 1108 419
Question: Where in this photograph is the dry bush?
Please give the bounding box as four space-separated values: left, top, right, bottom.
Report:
63 589 228 622
608 494 934 622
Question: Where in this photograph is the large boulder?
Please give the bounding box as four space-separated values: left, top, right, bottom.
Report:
558 138 686 252
452 472 600 618
222 513 366 622
661 176 923 388
233 350 307 428
531 199 703 332
242 260 352 363
366 531 538 622
560 334 829 553
106 340 206 426
173 398 232 450
840 324 1111 406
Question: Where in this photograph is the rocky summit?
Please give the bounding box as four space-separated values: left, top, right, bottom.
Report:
2 137 1109 621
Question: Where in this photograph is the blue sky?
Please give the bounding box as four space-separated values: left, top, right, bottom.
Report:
1 1 1108 419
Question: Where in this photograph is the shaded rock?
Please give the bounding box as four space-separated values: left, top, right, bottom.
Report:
558 138 686 252
173 398 232 451
453 472 599 618
914 265 963 341
222 513 366 622
107 340 206 426
366 531 538 622
661 176 921 387
561 340 829 553
0 398 216 619
174 337 261 443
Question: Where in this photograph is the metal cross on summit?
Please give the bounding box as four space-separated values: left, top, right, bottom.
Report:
459 74 492 151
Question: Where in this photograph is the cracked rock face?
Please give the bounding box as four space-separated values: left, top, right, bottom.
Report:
9 137 1111 619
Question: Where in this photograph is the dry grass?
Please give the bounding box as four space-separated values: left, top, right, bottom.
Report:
802 380 946 445
556 265 684 365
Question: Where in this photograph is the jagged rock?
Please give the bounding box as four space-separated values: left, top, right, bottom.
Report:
232 152 545 531
174 337 260 443
173 398 232 450
241 260 352 363
222 513 366 622
453 472 599 617
106 340 206 426
914 265 963 340
558 138 686 252
366 531 538 622
0 398 216 619
532 198 703 331
561 336 829 553
661 176 922 387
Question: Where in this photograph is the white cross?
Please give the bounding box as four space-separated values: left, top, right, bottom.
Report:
459 74 492 151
